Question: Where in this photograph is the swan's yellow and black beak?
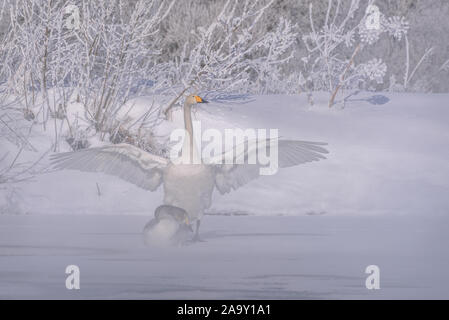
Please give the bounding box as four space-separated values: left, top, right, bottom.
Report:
195 95 208 103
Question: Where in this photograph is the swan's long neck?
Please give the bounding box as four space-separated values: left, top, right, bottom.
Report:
183 101 198 163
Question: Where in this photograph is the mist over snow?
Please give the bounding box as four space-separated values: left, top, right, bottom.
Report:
2 92 449 218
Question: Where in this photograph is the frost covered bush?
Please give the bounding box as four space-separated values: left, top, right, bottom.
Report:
1 0 175 151
162 0 297 117
72 0 174 133
299 0 410 107
0 0 448 141
0 186 27 215
1 0 297 149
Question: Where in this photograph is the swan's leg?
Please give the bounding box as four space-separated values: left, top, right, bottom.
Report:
193 220 201 240
192 219 205 242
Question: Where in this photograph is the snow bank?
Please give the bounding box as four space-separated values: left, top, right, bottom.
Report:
2 92 449 217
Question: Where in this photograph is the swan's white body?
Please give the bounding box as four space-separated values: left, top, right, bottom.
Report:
163 164 214 221
51 95 329 238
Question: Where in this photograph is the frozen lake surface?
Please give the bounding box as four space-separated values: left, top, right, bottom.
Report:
1 213 448 299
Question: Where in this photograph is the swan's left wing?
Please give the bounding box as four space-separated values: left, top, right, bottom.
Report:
50 143 169 191
211 139 328 195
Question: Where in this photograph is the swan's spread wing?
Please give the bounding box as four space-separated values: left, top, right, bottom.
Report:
213 140 328 194
273 140 328 167
51 143 168 191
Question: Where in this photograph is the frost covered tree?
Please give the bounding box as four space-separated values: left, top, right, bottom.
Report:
1 0 448 144
1 0 175 151
162 0 297 118
72 0 174 141
298 0 410 107
3 0 91 148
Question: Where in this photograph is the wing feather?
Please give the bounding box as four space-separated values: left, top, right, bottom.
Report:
50 143 168 191
213 139 328 194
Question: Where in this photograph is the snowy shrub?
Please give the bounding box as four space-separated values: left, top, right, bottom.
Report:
0 143 44 187
162 0 297 117
360 59 388 85
299 0 410 107
1 0 175 151
5 0 74 131
0 185 27 215
0 112 35 151
64 115 91 151
73 0 174 136
0 0 447 149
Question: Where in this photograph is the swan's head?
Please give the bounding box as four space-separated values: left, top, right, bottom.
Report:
185 94 208 106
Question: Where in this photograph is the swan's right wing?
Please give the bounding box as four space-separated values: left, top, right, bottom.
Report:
211 139 328 194
50 143 169 191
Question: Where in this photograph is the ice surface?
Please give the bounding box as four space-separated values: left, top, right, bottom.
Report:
0 214 448 299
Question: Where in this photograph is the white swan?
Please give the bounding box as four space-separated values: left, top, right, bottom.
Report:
51 95 328 240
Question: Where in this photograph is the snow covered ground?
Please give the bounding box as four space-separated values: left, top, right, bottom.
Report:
1 92 449 299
